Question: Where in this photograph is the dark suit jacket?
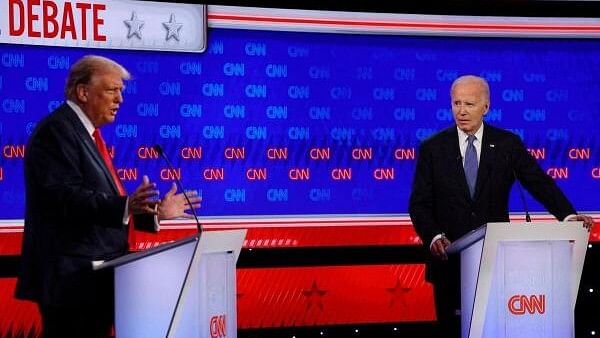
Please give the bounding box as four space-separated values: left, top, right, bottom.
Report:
409 124 576 280
15 103 150 307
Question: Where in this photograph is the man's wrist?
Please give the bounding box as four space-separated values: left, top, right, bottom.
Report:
429 233 445 250
122 197 130 225
153 204 160 231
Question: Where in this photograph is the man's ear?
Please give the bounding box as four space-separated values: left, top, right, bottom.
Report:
75 84 88 102
483 100 490 115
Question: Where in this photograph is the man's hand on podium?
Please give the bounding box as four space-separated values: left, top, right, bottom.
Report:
431 236 452 261
567 214 594 231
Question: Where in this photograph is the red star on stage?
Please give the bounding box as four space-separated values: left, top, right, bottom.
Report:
386 279 412 308
302 280 328 310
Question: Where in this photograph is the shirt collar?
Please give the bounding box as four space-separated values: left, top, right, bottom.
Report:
457 123 484 144
66 100 95 137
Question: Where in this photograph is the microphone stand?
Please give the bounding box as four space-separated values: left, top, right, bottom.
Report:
153 145 203 233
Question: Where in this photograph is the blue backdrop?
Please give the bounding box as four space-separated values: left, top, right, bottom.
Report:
1 29 599 219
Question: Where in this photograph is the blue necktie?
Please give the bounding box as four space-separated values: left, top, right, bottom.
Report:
464 135 478 198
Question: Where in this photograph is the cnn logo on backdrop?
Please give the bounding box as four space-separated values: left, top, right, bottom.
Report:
210 314 227 338
508 294 546 315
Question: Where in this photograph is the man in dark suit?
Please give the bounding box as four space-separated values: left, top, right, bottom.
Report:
408 75 593 337
15 55 201 338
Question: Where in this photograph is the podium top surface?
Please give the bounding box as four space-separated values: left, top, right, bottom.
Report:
446 224 487 254
445 221 587 254
94 234 199 271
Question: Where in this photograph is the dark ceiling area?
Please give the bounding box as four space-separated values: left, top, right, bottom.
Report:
153 1 600 18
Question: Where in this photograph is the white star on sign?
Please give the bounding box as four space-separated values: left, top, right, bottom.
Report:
163 14 183 41
124 12 144 39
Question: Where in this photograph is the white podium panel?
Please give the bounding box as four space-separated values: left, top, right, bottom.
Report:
498 241 571 338
95 229 246 338
448 222 588 338
174 252 236 338
114 240 197 338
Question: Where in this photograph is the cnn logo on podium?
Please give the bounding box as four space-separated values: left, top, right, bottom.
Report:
210 314 227 338
508 294 546 315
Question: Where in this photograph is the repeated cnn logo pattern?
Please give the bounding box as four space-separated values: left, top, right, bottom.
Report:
1 30 600 220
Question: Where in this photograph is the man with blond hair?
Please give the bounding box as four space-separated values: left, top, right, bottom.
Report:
16 55 200 337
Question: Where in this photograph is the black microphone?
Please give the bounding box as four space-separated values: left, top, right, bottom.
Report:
507 153 531 222
153 144 203 233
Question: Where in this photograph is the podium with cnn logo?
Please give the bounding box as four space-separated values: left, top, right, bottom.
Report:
447 222 589 338
95 229 246 338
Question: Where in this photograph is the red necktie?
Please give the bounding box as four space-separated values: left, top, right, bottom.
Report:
93 129 136 251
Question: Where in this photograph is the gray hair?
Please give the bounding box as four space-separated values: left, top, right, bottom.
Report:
64 55 130 100
450 75 490 101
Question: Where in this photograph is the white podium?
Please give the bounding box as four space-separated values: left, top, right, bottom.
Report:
95 229 247 338
446 222 589 338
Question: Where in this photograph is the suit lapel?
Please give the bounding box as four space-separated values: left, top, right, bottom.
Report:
474 124 497 201
61 105 120 194
445 128 472 202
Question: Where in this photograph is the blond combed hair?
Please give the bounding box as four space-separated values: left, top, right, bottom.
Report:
64 55 130 100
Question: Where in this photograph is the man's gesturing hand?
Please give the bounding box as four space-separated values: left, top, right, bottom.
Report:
158 183 202 220
128 175 159 215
